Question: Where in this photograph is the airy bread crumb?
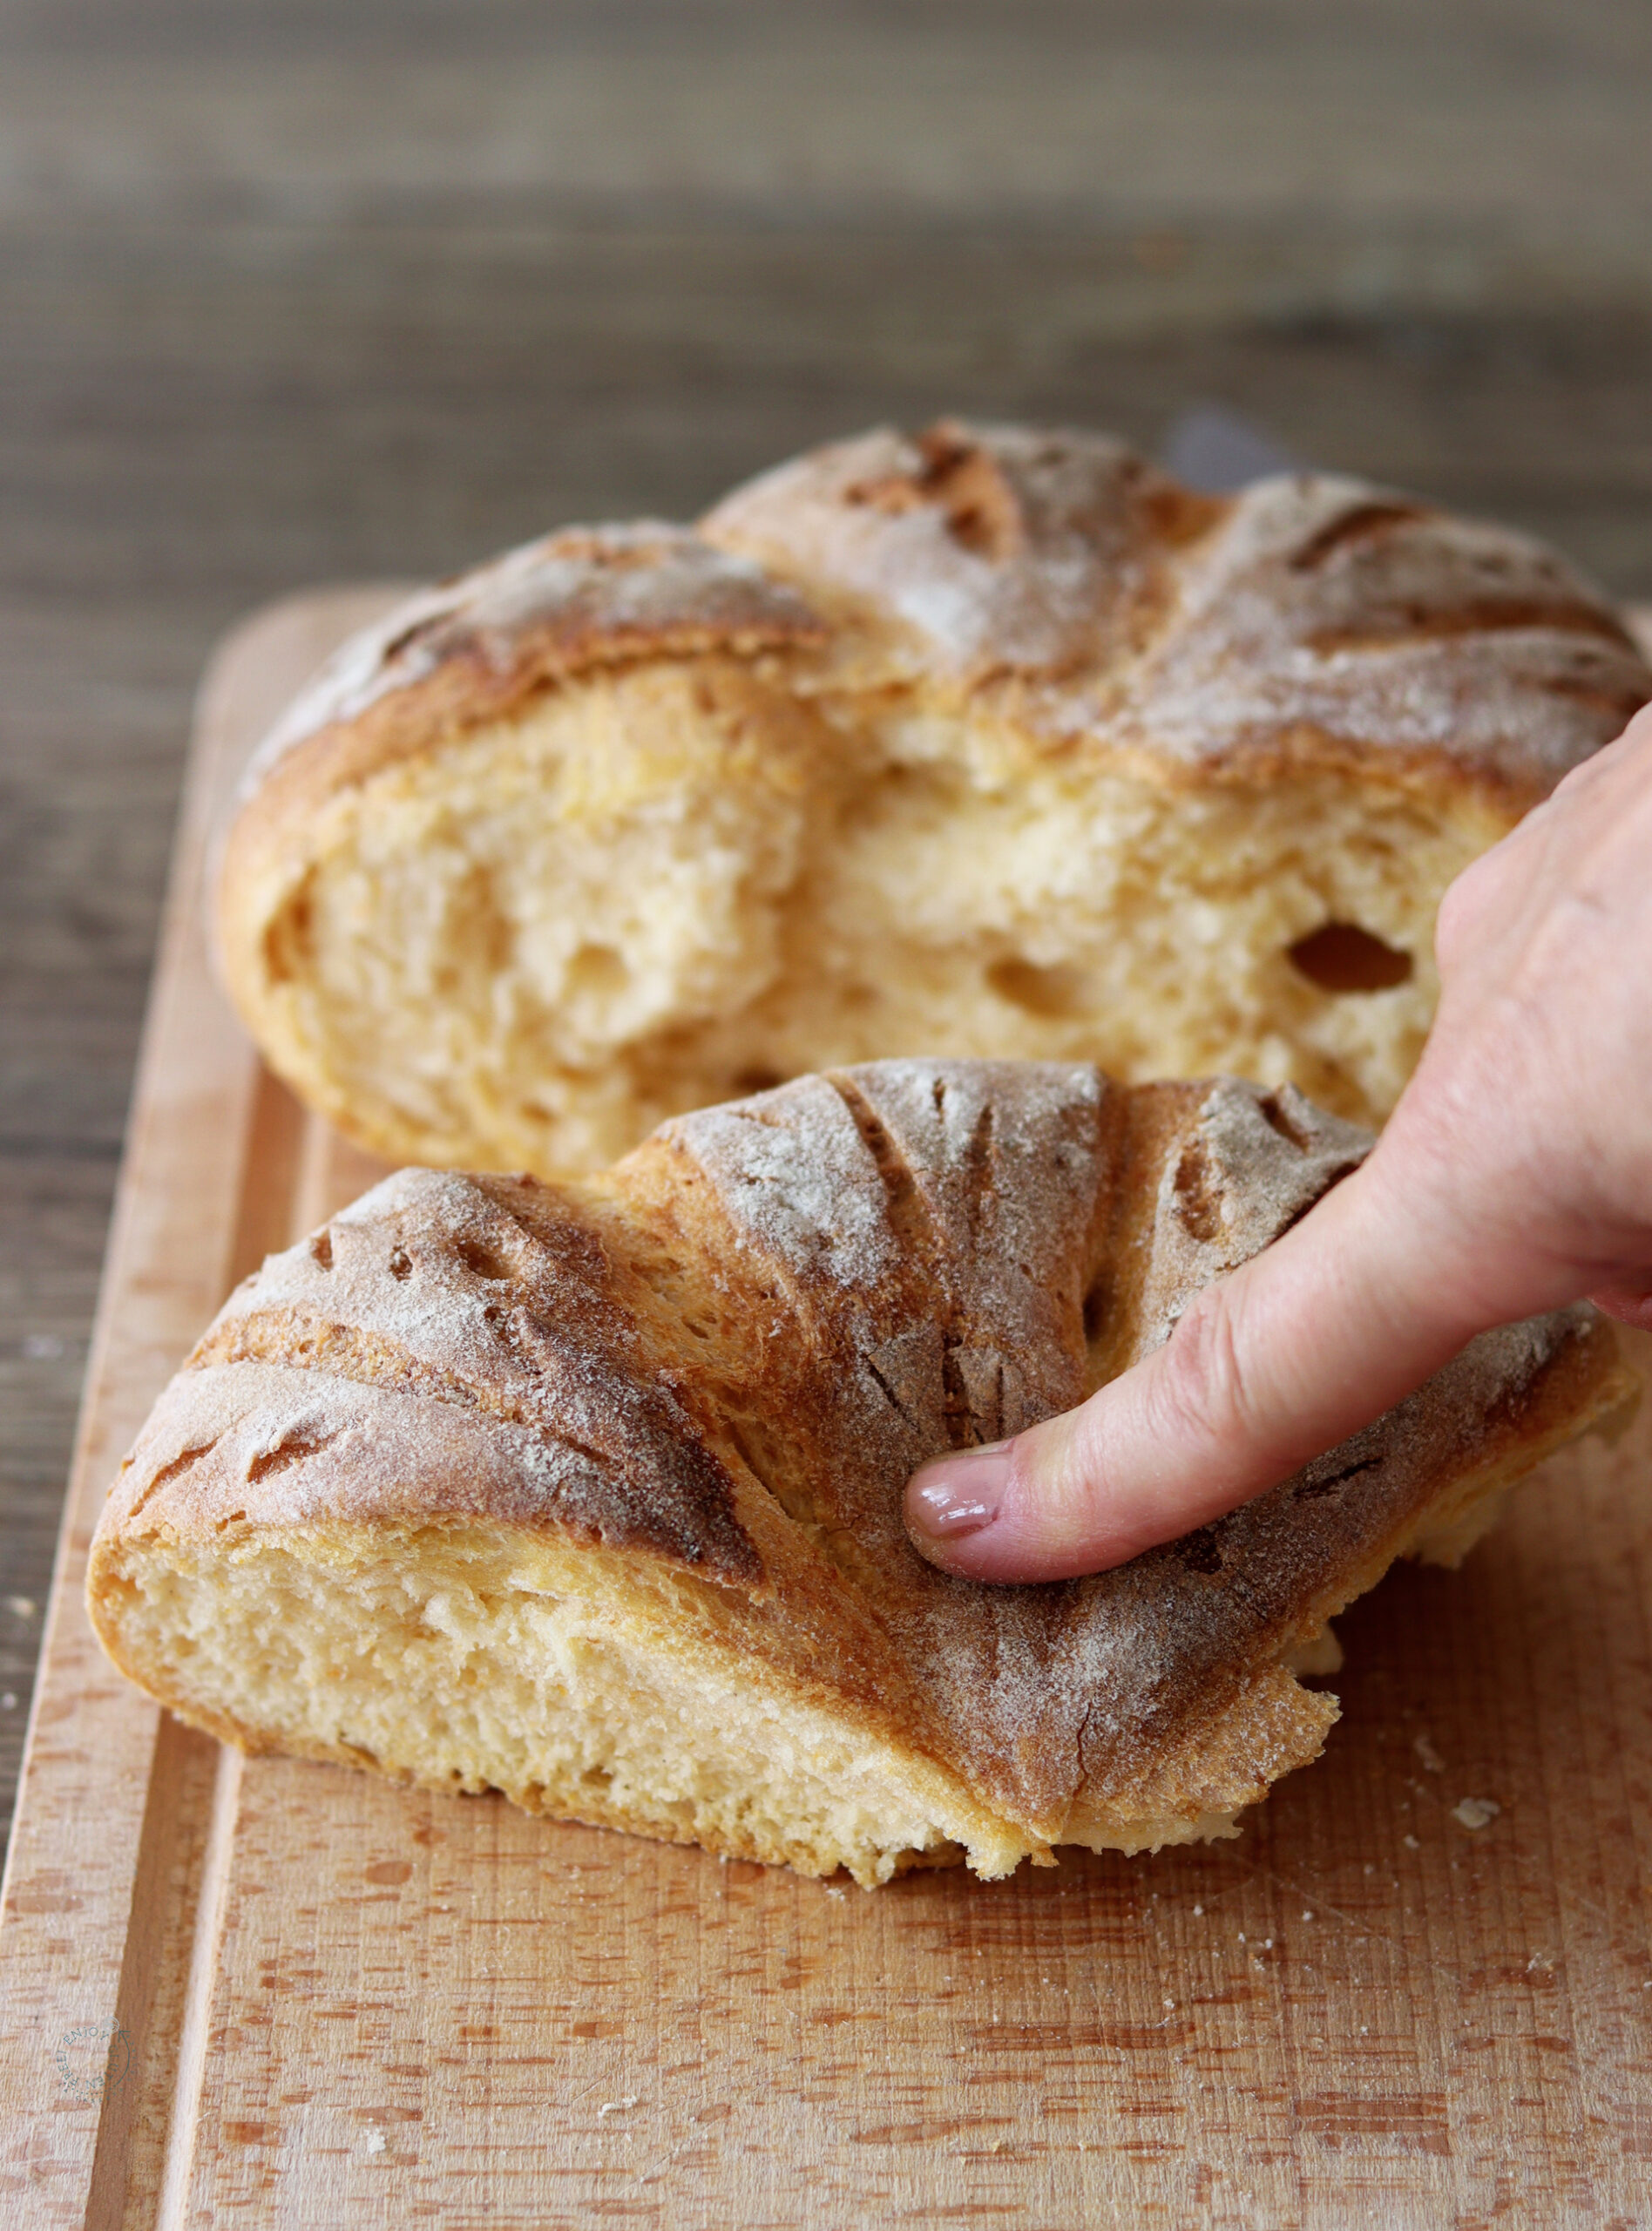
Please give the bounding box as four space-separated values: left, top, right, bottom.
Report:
259 678 1480 1171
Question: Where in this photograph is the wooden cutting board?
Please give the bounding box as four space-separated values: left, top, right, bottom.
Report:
5 592 1652 2230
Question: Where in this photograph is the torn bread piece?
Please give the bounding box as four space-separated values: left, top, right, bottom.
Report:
217 423 1650 1174
89 1061 1634 1885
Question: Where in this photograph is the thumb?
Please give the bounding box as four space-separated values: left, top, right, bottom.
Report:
904 1153 1513 1583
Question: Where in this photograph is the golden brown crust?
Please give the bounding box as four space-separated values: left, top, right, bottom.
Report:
701 420 1649 805
703 419 1221 685
218 523 826 958
225 419 1650 893
240 520 827 797
91 1060 1630 1850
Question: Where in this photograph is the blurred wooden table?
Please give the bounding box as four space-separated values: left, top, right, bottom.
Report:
4 0 1652 1864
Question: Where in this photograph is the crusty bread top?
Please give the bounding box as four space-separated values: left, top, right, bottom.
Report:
235 420 1649 828
235 521 826 820
702 421 1649 797
705 421 1213 679
99 1060 1624 1836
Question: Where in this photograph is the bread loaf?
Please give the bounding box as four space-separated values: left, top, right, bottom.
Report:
217 422 1650 1177
88 1060 1630 1886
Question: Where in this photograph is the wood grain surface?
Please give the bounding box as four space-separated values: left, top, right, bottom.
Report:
5 590 1652 2228
8 2 1652 1862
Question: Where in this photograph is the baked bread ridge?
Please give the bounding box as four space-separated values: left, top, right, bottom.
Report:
216 420 1651 1177
700 419 1649 798
88 1059 1633 1888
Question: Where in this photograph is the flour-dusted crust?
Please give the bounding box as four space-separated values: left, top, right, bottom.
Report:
89 1061 1632 1885
225 520 825 876
700 419 1649 798
242 422 1647 815
213 421 1651 1179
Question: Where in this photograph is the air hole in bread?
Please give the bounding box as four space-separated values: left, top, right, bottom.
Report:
388 1247 413 1281
261 888 312 988
1172 1144 1222 1244
565 943 629 1000
986 956 1089 1020
1287 923 1413 993
456 1237 512 1282
1176 1526 1225 1576
309 1230 334 1271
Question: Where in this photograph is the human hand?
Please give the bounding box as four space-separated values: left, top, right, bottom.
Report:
905 702 1652 1583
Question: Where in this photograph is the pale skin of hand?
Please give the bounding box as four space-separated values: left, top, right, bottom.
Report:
905 700 1652 1584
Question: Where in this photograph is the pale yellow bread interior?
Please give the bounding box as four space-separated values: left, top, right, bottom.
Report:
260 670 1486 1172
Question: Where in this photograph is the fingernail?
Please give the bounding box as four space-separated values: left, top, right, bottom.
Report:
905 1440 1017 1542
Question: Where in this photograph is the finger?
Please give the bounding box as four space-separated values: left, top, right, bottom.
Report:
1589 1285 1652 1332
904 1153 1511 1583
